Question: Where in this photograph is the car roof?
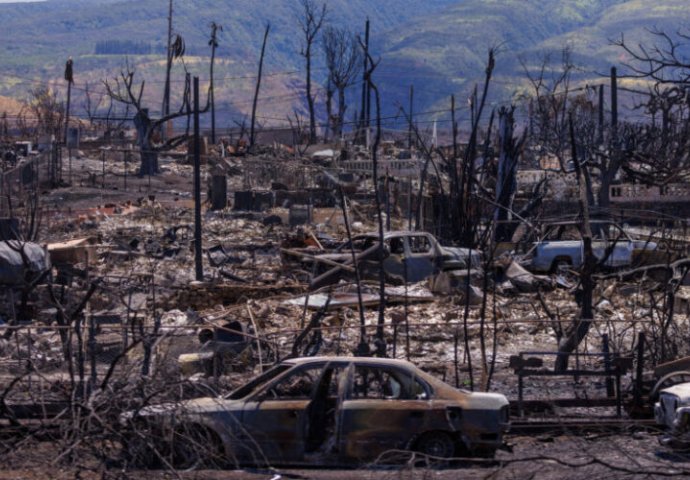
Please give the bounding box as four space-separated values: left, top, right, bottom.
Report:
282 356 418 368
544 220 618 226
356 231 430 239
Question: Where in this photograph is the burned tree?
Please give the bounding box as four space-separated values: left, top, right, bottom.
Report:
519 47 575 158
494 106 526 242
297 0 327 144
555 114 597 372
456 49 496 247
104 36 214 175
322 26 361 141
83 81 129 140
27 86 65 138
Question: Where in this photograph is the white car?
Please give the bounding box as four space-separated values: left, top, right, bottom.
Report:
528 221 657 273
655 383 690 446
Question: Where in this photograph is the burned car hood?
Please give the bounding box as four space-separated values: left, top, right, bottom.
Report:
439 246 482 269
121 397 241 422
459 391 509 410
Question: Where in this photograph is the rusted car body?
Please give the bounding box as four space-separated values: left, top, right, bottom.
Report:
526 221 658 273
308 231 482 289
123 357 509 467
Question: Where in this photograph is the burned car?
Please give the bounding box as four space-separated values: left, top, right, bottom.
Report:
307 231 482 289
122 357 509 468
655 382 690 447
526 221 657 273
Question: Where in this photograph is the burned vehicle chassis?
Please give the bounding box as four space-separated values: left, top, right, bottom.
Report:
122 357 509 468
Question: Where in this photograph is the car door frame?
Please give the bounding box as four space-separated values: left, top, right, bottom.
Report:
336 361 435 462
240 362 325 464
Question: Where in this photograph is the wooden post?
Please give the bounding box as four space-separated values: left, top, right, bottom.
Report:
598 84 605 144
209 23 220 145
358 18 369 143
603 333 614 397
162 0 174 119
365 20 371 132
408 85 414 150
64 58 73 145
250 23 270 148
193 77 203 281
634 331 645 408
610 67 618 130
64 58 74 185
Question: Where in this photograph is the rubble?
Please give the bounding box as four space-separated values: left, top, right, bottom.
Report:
2 127 690 477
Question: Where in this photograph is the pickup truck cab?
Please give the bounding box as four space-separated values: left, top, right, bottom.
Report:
528 221 657 273
310 231 481 288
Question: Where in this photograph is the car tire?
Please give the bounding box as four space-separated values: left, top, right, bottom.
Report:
551 258 572 274
123 432 160 469
414 431 456 459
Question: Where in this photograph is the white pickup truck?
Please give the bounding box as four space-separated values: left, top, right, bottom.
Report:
528 221 657 273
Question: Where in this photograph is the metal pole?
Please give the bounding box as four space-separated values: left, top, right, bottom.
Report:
408 85 414 149
193 77 204 281
598 84 605 144
610 67 618 131
64 59 73 145
602 333 614 397
634 331 645 408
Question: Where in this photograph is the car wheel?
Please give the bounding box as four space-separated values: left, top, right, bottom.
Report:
123 432 159 468
551 259 571 274
414 431 456 459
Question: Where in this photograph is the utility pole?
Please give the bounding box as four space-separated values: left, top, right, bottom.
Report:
610 67 618 131
598 84 605 144
162 0 174 118
64 58 74 144
64 57 74 184
250 23 270 148
365 19 372 131
358 18 369 143
209 22 221 145
408 85 414 149
193 77 203 281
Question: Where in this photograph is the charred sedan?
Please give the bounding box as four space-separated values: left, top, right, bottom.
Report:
121 357 509 468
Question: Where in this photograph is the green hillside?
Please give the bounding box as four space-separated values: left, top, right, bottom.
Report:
1 0 690 127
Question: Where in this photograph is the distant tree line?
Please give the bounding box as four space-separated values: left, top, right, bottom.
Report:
95 40 153 55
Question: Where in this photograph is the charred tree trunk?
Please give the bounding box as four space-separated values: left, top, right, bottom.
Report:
134 109 158 176
458 50 495 247
337 86 346 139
555 114 595 372
494 106 523 242
305 44 317 143
325 79 334 143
